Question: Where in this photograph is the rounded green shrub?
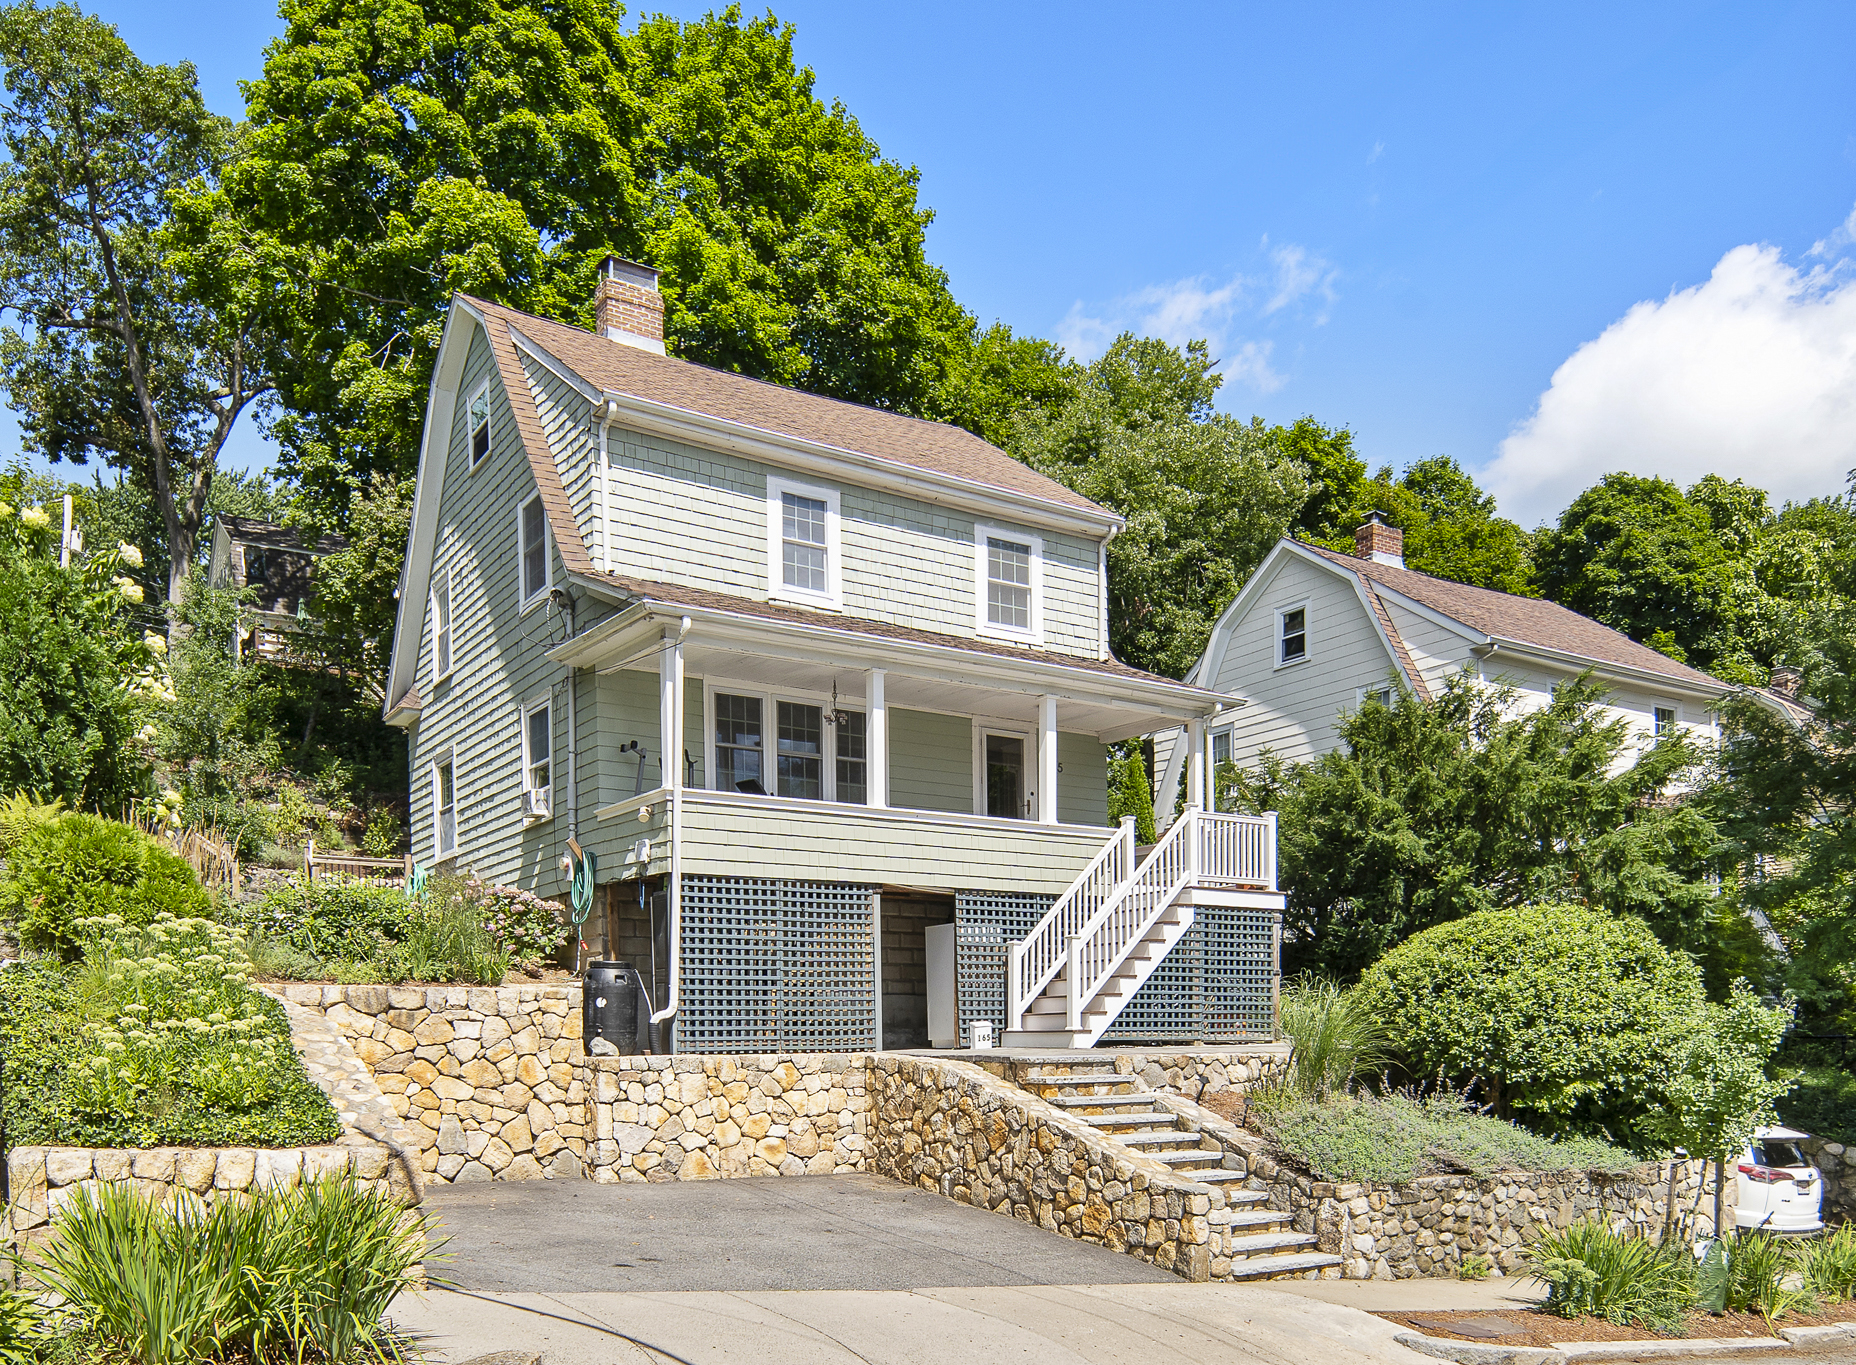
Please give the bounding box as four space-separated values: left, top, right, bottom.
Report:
1356 902 1707 1143
0 813 211 956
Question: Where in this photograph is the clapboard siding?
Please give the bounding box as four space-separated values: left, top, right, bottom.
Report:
888 708 973 814
600 421 1105 657
522 354 595 557
409 323 576 896
1210 555 1396 768
1058 732 1110 827
677 796 1107 896
1382 601 1473 695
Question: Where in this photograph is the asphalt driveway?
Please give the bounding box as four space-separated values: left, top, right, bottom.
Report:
421 1173 1179 1293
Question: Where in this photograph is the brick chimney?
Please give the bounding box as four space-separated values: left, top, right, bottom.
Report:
1355 512 1404 569
1769 666 1802 698
594 256 665 354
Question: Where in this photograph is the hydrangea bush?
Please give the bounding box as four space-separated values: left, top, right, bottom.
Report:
473 876 570 968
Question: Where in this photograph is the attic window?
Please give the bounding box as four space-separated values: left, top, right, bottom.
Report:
519 493 550 607
1278 605 1308 666
469 384 492 466
974 524 1043 643
432 567 452 680
1654 705 1677 737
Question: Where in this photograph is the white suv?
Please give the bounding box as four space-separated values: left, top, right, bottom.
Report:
1734 1126 1824 1233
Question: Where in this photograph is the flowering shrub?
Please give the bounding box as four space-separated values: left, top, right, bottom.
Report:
474 877 570 967
0 913 338 1148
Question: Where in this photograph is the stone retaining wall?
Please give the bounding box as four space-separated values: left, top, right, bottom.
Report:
871 1054 1226 1281
971 1048 1291 1100
269 984 585 1183
1153 1092 1732 1280
1804 1138 1855 1224
585 1055 870 1181
5 1144 408 1241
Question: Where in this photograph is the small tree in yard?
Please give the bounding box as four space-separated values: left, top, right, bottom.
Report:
1106 744 1158 844
1356 902 1710 1144
1642 981 1795 1238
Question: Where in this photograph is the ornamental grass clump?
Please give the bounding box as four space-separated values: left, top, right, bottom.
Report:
1531 1219 1695 1333
1800 1222 1856 1301
1275 976 1390 1100
24 1176 430 1365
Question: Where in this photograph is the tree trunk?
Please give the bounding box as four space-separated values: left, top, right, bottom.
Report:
1662 1157 1681 1245
1713 1157 1726 1240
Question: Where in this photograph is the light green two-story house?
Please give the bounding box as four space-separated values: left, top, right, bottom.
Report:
382 260 1283 1054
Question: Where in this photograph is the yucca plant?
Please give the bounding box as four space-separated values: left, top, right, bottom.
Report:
1800 1223 1856 1302
1727 1230 1816 1326
1530 1218 1695 1332
1276 977 1391 1100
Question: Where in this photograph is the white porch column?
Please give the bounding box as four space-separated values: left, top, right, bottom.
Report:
659 628 683 792
1186 717 1206 810
866 668 888 808
1038 694 1059 824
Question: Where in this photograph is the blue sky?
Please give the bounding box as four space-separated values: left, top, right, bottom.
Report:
43 0 1856 524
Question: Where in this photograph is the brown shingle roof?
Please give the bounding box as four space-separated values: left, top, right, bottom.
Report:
218 515 347 556
1300 543 1726 690
458 294 1108 519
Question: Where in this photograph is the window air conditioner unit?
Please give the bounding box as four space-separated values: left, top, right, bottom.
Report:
523 789 551 819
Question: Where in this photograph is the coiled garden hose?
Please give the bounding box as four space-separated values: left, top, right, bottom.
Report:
567 846 596 942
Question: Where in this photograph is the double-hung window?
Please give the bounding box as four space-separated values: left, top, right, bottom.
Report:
469 383 492 467
1277 605 1308 666
1210 730 1232 768
518 493 549 608
433 757 457 859
431 568 452 680
766 477 841 608
1654 705 1677 737
710 686 865 803
974 524 1043 642
522 696 552 817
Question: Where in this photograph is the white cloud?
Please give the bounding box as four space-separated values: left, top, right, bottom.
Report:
1487 233 1856 524
1052 241 1333 394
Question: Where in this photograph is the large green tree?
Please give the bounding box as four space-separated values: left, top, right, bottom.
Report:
0 1 274 613
219 0 981 526
1229 674 1721 979
1006 334 1309 677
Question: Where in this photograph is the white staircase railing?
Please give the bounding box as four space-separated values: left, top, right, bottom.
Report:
1006 817 1135 1030
1007 809 1278 1037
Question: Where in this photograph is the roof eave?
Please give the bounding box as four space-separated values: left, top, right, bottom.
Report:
1472 637 1729 699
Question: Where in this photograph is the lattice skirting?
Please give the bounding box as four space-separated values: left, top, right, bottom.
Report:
954 891 1053 1048
679 875 878 1053
1099 905 1280 1044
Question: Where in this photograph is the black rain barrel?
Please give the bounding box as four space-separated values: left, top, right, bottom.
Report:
583 960 651 1054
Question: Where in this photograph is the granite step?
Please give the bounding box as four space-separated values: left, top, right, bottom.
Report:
1224 1252 1344 1281
1227 1231 1320 1257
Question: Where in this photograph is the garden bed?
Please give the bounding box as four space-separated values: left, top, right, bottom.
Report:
1376 1301 1856 1346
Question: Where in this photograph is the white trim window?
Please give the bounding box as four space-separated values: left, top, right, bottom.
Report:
1276 603 1308 667
1653 703 1678 737
522 694 553 819
1210 729 1232 768
766 476 842 609
432 754 457 860
431 566 452 682
1358 683 1393 709
518 492 551 609
468 382 492 467
706 682 865 804
974 524 1043 643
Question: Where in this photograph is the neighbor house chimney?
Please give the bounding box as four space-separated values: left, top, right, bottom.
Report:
1769 666 1802 698
1355 512 1404 569
595 256 665 354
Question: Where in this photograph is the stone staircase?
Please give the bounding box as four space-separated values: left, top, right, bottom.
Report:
1014 1055 1341 1281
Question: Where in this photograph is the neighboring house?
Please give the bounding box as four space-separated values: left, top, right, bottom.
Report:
207 516 349 660
380 258 1284 1055
1158 514 1756 811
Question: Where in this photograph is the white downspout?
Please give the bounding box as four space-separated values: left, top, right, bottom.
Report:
650 615 692 1039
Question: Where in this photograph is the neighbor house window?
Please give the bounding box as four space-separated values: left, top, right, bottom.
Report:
974 524 1043 642
522 697 552 814
1278 605 1307 665
519 493 549 606
469 383 492 466
766 477 841 607
1654 705 1677 737
1210 730 1231 768
431 568 452 680
433 758 456 859
1359 684 1392 709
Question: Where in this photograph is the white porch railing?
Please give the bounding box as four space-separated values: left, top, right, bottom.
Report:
1007 809 1276 1035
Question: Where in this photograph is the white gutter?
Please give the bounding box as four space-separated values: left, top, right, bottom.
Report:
1471 637 1729 700
650 616 693 1037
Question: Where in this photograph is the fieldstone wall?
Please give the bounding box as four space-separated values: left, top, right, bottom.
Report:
1152 1092 1732 1280
585 1055 870 1181
1804 1138 1856 1223
5 1144 408 1242
971 1047 1291 1101
270 984 584 1184
871 1054 1226 1281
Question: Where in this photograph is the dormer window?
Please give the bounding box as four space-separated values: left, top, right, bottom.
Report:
766 477 841 608
1278 605 1308 666
518 493 550 608
469 383 492 466
974 524 1043 643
